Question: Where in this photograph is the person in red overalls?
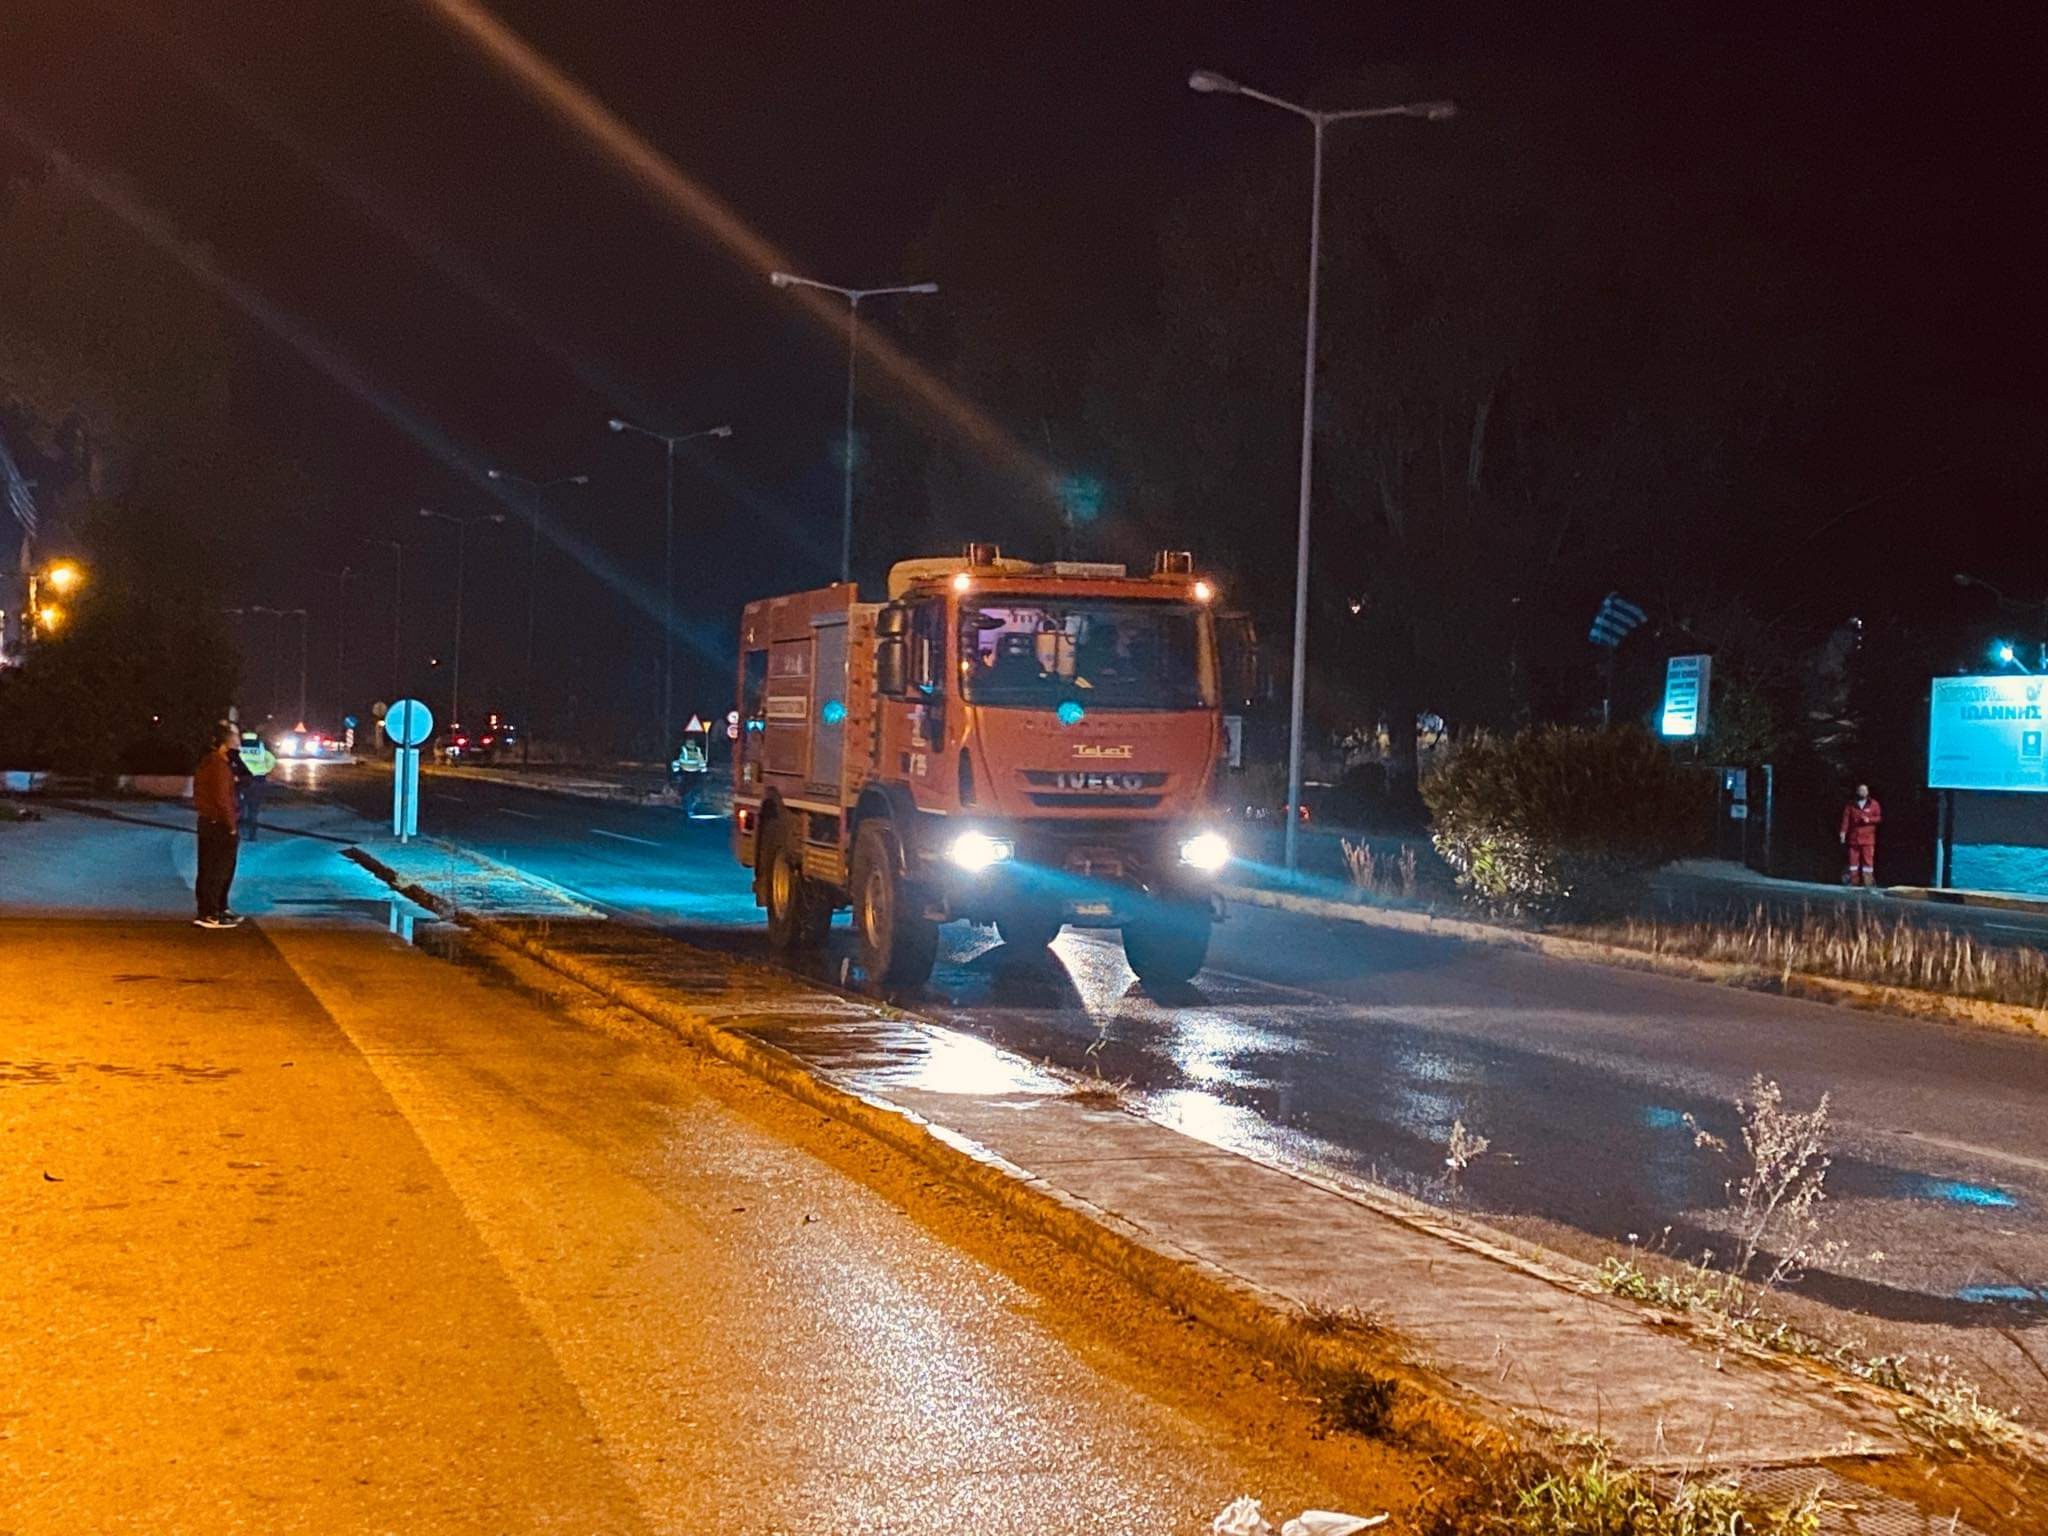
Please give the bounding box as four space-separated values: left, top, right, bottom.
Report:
1839 782 1882 887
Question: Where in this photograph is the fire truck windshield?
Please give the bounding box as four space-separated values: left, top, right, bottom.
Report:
960 598 1213 711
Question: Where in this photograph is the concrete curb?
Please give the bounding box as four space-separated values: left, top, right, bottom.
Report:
1221 883 2048 1041
1888 884 2048 918
420 837 608 919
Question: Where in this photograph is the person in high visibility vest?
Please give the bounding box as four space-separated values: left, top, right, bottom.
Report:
670 718 710 814
235 730 277 842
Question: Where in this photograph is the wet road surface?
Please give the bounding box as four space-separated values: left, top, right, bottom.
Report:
316 765 2048 1345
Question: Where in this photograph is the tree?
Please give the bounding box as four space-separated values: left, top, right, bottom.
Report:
0 166 250 771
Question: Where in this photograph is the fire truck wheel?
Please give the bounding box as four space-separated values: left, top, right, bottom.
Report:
1121 900 1211 986
852 822 938 986
763 818 830 951
996 909 1063 951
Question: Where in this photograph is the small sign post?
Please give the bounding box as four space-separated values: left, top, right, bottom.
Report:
383 698 433 842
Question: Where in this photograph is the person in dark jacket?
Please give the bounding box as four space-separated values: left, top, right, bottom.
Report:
193 723 243 928
1839 782 1882 887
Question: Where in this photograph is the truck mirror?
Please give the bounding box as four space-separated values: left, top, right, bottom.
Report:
877 636 907 695
876 604 910 638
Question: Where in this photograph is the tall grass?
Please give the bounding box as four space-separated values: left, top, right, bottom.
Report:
1584 901 2048 1010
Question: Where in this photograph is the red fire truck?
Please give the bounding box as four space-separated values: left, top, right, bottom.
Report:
734 546 1232 986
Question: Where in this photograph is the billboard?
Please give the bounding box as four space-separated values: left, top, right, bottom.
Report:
1927 675 2048 793
1660 654 1712 738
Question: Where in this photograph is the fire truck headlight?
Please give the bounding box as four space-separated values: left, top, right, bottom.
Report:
1178 831 1232 873
947 830 1014 872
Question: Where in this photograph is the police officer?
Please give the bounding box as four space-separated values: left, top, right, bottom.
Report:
235 730 278 842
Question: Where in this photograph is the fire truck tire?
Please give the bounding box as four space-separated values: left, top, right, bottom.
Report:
1121 901 1211 985
852 822 938 986
763 818 830 951
996 910 1063 951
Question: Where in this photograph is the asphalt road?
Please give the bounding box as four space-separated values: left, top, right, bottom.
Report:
314 763 2048 1363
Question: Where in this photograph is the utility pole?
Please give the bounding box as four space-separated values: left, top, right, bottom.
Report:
609 418 732 760
487 467 589 763
767 271 938 586
419 508 506 730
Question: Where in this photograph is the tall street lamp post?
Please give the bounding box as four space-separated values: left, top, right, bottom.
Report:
608 418 732 762
362 538 407 706
249 605 310 724
767 271 937 587
318 566 354 719
418 508 506 731
221 607 281 718
488 467 590 763
1189 68 1453 874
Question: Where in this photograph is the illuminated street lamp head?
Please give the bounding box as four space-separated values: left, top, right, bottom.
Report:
1188 69 1242 95
1995 641 2017 665
709 425 734 438
768 271 796 288
903 282 940 295
44 561 82 594
38 605 61 631
607 418 627 432
1405 100 1458 121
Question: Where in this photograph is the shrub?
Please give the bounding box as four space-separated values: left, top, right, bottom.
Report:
1422 726 1709 917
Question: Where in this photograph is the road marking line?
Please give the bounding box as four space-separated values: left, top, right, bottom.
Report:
1885 1130 2048 1179
589 829 661 848
497 807 543 820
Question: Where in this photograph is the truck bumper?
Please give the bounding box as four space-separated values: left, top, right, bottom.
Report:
912 822 1229 928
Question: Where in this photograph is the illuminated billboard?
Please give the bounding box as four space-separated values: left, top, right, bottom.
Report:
1927 675 2048 793
1660 654 1712 738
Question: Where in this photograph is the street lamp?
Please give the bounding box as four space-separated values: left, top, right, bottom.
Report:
25 558 85 640
418 508 506 731
488 467 590 762
609 418 732 761
362 538 408 706
317 566 355 721
1956 572 2048 672
767 270 938 586
1189 68 1453 874
236 605 309 723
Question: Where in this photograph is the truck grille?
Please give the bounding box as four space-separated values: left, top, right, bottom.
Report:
1020 769 1168 810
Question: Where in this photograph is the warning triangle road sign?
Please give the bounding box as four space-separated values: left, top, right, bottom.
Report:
684 714 707 734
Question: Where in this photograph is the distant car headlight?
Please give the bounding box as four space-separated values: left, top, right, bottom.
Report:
281 734 301 757
1178 831 1231 873
947 830 1014 872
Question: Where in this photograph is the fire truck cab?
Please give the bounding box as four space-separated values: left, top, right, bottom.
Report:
734 546 1231 987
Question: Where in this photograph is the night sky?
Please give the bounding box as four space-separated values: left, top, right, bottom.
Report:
6 0 2047 742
